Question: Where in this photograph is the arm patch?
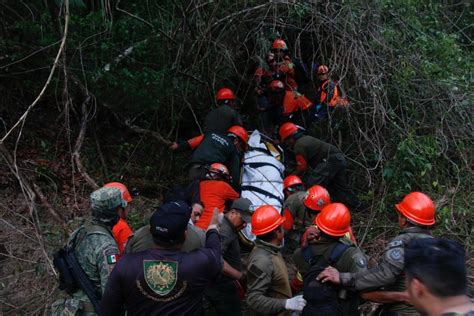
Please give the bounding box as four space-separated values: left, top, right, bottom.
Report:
248 263 264 278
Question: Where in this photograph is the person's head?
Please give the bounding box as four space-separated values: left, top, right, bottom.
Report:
395 192 436 229
149 200 191 248
266 51 276 67
405 238 467 314
190 202 204 224
251 205 285 245
103 182 133 219
206 163 231 182
303 185 331 213
216 87 236 106
278 122 299 149
271 39 289 60
90 187 127 227
227 125 248 153
283 175 305 197
225 198 252 231
316 64 329 82
314 203 351 240
267 80 286 105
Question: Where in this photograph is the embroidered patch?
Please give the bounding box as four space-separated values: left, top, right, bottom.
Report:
248 264 264 278
104 248 119 265
356 257 367 268
144 260 178 296
107 254 118 264
389 249 402 261
387 240 403 248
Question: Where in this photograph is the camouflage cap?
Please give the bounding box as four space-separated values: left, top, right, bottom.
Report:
90 187 127 213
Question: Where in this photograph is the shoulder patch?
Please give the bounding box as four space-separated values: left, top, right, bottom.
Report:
104 248 119 265
248 264 264 278
387 240 403 249
388 248 403 262
355 256 367 268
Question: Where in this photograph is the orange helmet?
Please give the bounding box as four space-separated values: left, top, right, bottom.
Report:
227 125 248 144
103 182 132 203
272 39 288 50
317 65 329 75
304 185 331 211
216 87 236 101
279 122 298 140
268 80 285 91
315 203 351 237
208 163 229 176
251 205 286 235
283 175 303 190
395 192 436 226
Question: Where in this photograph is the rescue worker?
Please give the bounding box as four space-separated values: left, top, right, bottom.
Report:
205 198 253 316
187 126 248 191
270 39 298 91
279 122 363 210
292 203 368 315
266 80 313 127
283 174 305 198
312 65 349 119
104 182 133 255
195 163 239 230
317 192 437 315
124 201 206 254
281 185 331 252
100 201 223 315
405 238 474 316
51 187 122 315
246 205 307 315
170 88 243 150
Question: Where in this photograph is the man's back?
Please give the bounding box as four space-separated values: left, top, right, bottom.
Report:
203 104 242 134
101 230 222 315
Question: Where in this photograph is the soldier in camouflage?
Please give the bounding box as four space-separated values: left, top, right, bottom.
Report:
51 187 123 315
317 192 436 316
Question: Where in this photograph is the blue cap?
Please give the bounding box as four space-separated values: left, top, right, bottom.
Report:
150 201 191 244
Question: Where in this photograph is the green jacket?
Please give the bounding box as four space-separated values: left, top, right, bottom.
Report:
203 104 243 134
340 226 433 315
246 239 292 316
283 191 315 233
294 135 341 169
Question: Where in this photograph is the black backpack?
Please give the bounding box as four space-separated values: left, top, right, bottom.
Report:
301 242 349 316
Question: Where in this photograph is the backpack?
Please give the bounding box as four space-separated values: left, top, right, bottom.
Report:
301 242 349 316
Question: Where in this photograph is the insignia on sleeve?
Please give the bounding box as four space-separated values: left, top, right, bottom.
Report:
387 240 403 248
144 260 178 296
248 264 264 278
107 254 118 264
356 257 367 268
389 249 402 261
104 248 119 265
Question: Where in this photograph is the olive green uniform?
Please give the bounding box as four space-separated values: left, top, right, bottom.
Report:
293 135 360 209
284 191 315 232
339 227 433 315
51 222 119 315
246 239 292 316
293 238 368 315
124 222 205 254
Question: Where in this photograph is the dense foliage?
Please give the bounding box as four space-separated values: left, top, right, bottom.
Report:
0 0 472 312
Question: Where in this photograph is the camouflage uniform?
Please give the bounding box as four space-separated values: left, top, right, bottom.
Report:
293 238 368 315
51 187 122 315
339 227 433 315
246 239 292 316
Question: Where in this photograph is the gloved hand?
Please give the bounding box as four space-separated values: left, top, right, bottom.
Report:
207 208 220 232
284 295 306 311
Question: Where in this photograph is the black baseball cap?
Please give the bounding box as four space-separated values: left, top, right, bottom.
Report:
150 200 191 244
231 198 253 223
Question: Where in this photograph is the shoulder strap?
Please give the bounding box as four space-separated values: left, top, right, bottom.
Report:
328 242 350 265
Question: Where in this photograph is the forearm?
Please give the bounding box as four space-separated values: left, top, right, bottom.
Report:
246 290 287 314
222 260 242 280
340 262 399 291
361 291 409 304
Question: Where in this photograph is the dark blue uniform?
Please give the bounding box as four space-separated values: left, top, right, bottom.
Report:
100 229 222 316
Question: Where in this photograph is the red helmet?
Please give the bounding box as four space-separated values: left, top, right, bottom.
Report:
209 163 229 176
283 175 303 190
228 125 248 144
268 80 285 91
251 205 286 235
279 122 298 140
315 203 351 237
272 39 288 50
216 88 236 101
317 65 329 75
103 182 132 203
304 185 331 211
395 192 436 226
